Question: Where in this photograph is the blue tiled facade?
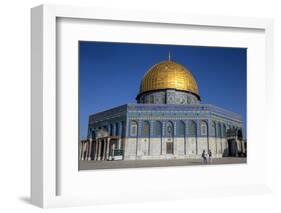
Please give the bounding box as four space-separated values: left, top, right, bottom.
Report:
88 103 242 139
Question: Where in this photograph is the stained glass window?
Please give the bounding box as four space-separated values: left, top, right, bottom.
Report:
130 121 138 137
178 121 185 136
166 121 174 137
143 121 150 137
189 120 196 137
154 121 162 137
201 121 207 136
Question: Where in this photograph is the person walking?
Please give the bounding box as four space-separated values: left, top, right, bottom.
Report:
208 149 212 164
202 150 207 164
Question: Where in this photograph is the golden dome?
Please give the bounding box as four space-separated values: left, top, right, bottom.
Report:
139 60 199 96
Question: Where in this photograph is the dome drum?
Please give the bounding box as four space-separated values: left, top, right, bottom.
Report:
136 89 200 104
136 60 200 104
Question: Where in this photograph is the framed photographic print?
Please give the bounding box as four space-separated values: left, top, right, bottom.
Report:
31 4 274 208
78 41 247 170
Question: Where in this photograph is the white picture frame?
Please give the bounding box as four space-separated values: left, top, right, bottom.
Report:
31 4 274 208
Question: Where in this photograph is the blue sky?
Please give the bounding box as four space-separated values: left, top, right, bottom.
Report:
79 41 247 139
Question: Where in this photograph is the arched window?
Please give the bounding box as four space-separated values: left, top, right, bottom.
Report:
115 123 119 136
222 124 226 137
154 121 162 137
177 121 185 137
189 120 197 137
121 121 125 137
130 121 138 137
166 121 174 137
110 124 114 136
200 121 208 136
217 123 222 137
211 121 216 137
142 121 150 137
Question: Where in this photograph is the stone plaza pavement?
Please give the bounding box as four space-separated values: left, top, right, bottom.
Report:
79 157 246 170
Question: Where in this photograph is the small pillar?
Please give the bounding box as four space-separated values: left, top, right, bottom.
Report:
95 140 99 160
106 138 110 160
80 142 84 160
102 139 106 160
98 140 102 160
88 139 92 160
112 143 116 160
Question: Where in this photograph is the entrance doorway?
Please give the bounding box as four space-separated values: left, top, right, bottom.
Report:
228 139 238 157
166 142 174 154
166 121 174 155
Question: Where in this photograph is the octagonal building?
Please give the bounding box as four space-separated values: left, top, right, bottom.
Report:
80 58 245 161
